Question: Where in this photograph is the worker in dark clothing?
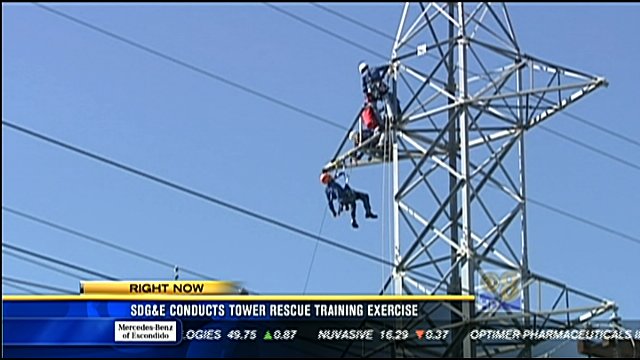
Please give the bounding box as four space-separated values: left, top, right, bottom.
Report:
359 61 390 101
359 61 397 150
320 171 378 229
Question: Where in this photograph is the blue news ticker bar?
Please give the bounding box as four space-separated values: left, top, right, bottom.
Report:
3 296 461 348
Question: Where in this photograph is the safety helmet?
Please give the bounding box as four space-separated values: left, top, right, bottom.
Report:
320 172 332 185
349 130 359 142
358 61 369 74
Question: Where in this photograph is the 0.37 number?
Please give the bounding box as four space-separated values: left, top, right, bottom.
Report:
423 329 449 341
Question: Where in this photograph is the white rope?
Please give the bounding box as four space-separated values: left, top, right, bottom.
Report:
380 97 392 291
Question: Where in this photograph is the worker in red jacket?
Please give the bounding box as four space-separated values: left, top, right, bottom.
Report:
361 95 380 131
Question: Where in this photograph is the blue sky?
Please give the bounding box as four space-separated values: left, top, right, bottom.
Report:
3 3 639 319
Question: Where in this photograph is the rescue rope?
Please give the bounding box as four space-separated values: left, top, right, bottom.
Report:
303 208 328 294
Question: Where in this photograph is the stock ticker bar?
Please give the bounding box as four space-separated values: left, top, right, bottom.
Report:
3 280 475 358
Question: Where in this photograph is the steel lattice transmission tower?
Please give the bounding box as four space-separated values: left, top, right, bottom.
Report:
324 2 617 357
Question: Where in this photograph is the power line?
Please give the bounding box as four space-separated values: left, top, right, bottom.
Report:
526 197 640 247
265 3 388 61
4 249 89 280
4 282 40 295
3 276 76 294
3 206 213 280
538 125 640 172
560 104 640 149
480 181 640 248
313 3 640 150
2 120 393 268
2 242 119 280
32 3 347 132
4 207 261 294
311 3 396 42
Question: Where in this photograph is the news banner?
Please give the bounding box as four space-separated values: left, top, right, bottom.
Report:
3 280 639 357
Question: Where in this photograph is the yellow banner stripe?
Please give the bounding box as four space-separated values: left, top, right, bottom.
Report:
3 294 475 302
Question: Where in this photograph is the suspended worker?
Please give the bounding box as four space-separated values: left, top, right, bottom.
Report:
320 171 378 229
